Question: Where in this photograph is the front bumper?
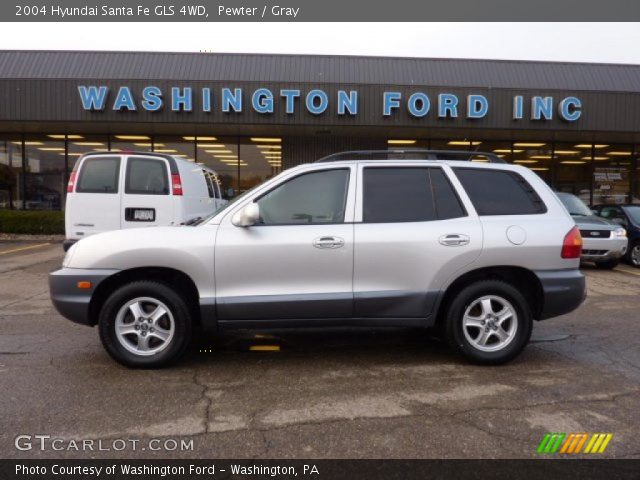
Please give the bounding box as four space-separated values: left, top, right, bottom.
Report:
580 237 628 262
535 269 586 320
49 268 119 326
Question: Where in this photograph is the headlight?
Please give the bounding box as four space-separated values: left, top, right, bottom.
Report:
62 243 78 267
612 227 627 238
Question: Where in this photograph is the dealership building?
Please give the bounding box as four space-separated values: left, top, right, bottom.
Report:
1 50 640 210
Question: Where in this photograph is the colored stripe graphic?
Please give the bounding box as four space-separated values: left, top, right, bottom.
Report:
539 433 613 454
538 433 566 454
537 433 552 454
597 434 613 453
573 434 589 453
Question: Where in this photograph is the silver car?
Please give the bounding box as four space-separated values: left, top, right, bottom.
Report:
556 192 627 269
49 150 586 368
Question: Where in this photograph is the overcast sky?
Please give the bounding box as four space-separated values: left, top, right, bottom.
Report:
1 23 640 64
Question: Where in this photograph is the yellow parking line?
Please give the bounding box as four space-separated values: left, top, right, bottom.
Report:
249 345 280 352
0 243 51 256
615 265 640 277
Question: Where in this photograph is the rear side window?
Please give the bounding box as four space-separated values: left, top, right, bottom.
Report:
363 168 435 223
76 157 120 194
429 168 466 220
125 157 169 195
203 170 215 198
453 168 547 215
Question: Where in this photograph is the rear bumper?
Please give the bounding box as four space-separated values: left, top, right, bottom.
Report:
49 268 119 326
534 268 586 320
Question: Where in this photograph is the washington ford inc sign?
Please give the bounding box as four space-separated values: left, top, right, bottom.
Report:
78 85 583 121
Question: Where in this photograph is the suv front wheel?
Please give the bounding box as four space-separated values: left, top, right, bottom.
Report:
445 280 532 365
98 281 192 368
627 242 640 268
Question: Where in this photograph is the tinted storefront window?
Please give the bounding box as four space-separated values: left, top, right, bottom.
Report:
635 150 640 204
553 142 592 204
512 141 553 183
241 137 282 194
24 136 66 210
153 136 195 162
0 137 23 209
592 144 633 205
67 135 110 171
195 136 238 197
480 141 514 163
110 135 153 153
2 134 638 210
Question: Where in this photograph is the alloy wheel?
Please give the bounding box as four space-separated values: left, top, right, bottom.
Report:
114 297 175 356
462 295 518 352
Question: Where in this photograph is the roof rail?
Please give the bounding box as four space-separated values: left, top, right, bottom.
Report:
316 149 506 163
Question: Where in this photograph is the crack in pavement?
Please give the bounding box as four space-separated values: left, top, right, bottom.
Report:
0 290 49 310
192 367 212 435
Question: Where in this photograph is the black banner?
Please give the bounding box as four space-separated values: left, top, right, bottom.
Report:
4 0 640 22
3 459 640 480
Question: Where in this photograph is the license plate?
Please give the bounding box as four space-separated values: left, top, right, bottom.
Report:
133 209 154 221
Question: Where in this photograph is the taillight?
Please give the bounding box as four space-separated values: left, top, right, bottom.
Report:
171 174 183 196
561 226 582 259
67 171 77 193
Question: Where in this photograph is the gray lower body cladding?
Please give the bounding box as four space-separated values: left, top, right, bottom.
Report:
49 268 119 326
534 268 585 320
50 268 584 330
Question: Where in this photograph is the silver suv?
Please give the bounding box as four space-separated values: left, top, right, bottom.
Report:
49 150 586 368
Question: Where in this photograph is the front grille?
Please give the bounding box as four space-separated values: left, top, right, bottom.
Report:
580 229 610 239
582 249 608 255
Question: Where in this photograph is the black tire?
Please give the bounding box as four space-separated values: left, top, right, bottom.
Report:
98 281 192 368
444 280 532 365
595 259 619 270
626 241 640 268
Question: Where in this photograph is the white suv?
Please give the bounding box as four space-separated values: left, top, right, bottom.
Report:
50 151 586 368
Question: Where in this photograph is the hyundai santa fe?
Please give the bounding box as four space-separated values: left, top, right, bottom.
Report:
49 150 586 368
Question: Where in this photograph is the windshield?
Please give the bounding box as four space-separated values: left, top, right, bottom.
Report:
557 193 592 216
194 184 261 225
624 205 640 225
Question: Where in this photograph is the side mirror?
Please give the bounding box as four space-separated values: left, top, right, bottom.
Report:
231 203 260 227
591 209 599 215
225 187 236 200
612 217 627 227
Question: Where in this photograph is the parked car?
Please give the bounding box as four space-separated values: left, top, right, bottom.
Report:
592 204 640 268
50 150 586 368
64 152 227 251
555 192 627 269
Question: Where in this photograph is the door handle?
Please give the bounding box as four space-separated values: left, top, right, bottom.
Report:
313 236 345 249
439 234 470 246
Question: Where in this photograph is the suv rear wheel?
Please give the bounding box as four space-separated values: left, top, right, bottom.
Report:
98 281 192 368
445 280 532 365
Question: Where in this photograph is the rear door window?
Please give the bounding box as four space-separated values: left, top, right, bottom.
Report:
76 157 120 194
125 157 169 195
363 168 435 223
453 168 546 215
429 168 466 220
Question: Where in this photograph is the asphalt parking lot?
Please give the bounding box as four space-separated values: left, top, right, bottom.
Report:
1 241 639 459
